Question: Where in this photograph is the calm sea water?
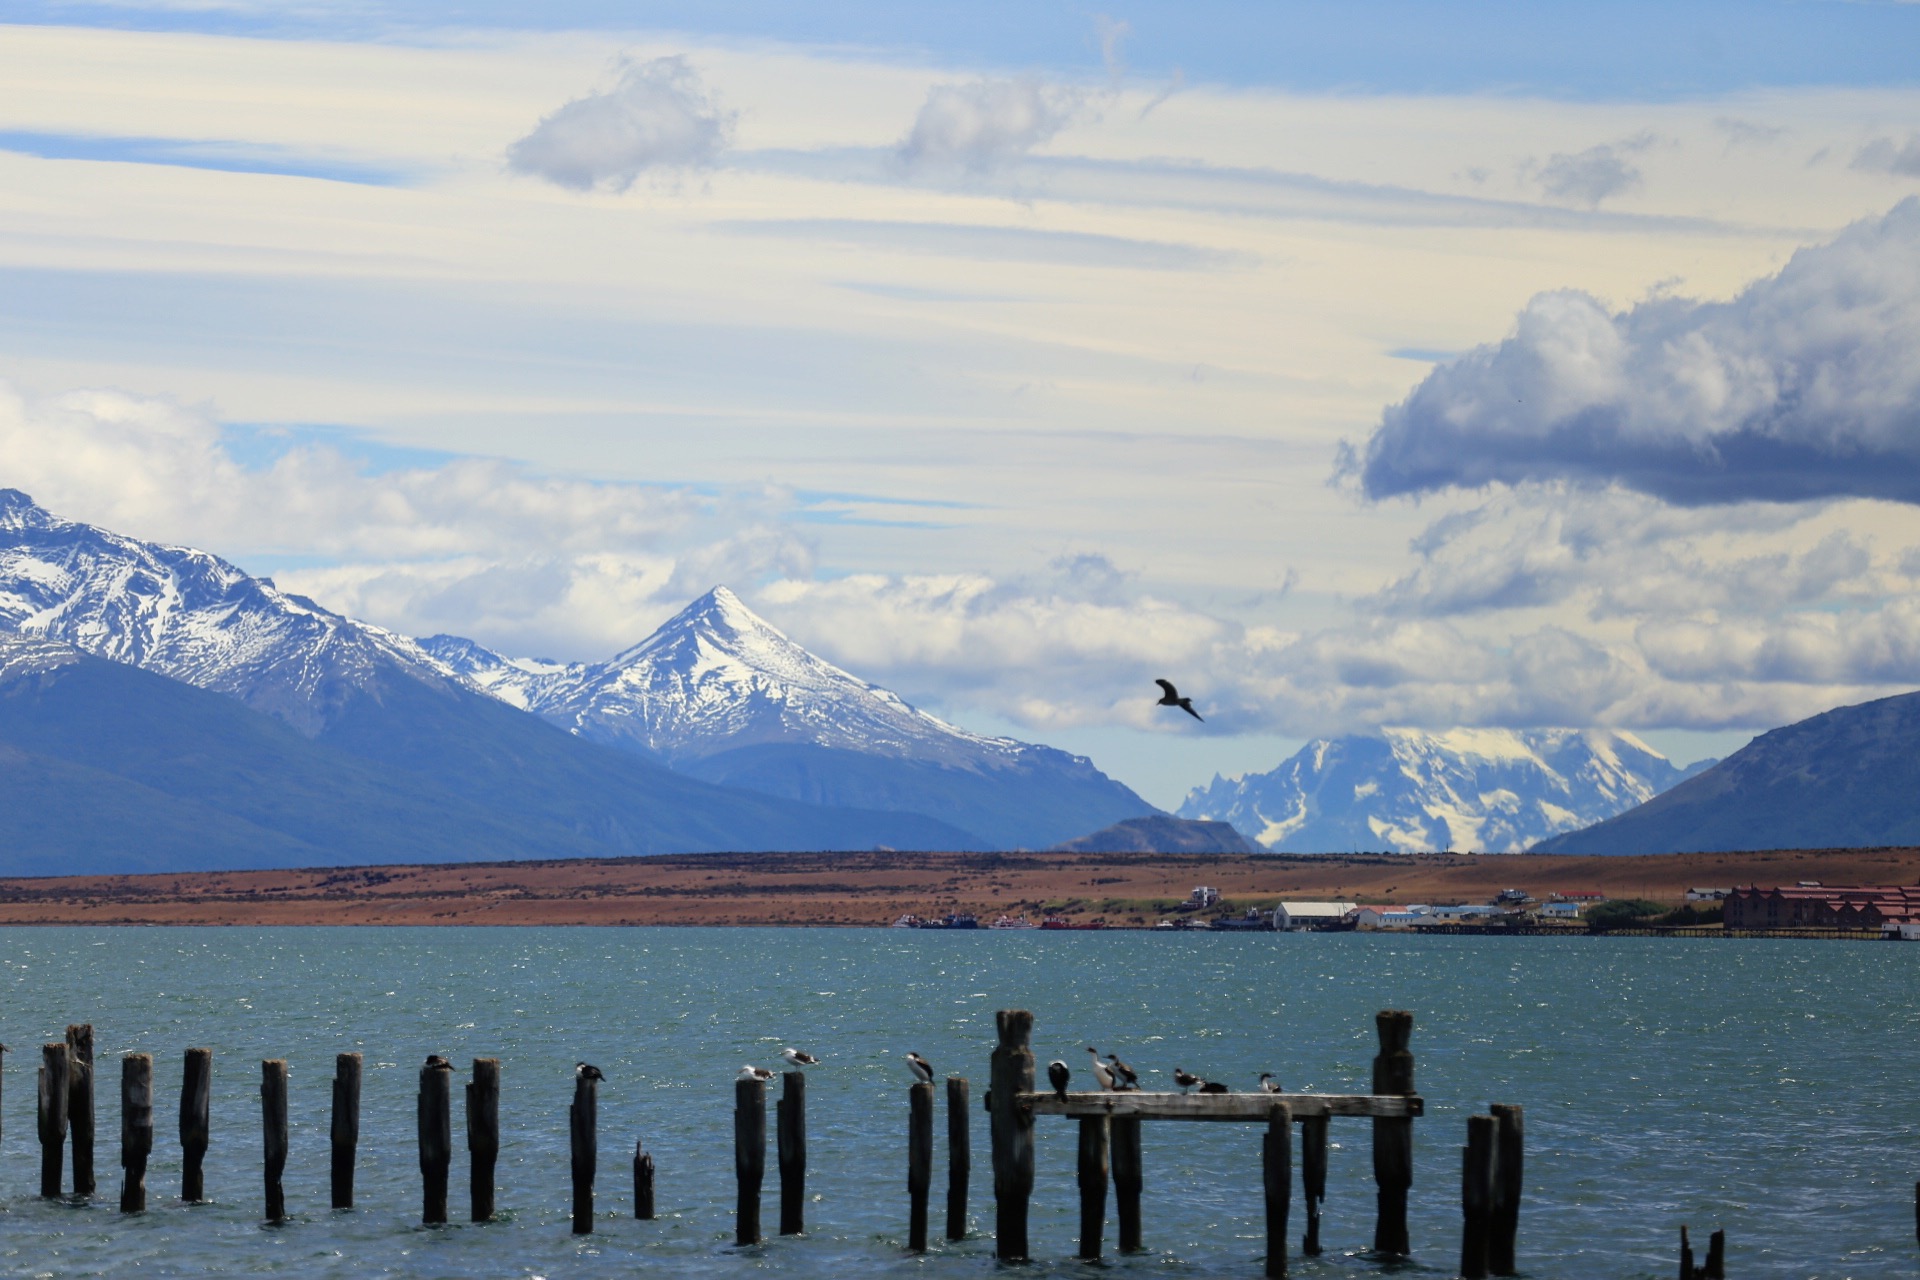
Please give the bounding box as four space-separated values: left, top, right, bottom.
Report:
0 927 1911 1279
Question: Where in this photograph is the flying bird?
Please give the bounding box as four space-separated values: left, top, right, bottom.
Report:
1154 679 1204 721
1084 1046 1117 1091
905 1052 935 1084
1259 1073 1283 1094
1172 1067 1201 1092
1048 1060 1071 1100
1197 1080 1230 1094
576 1062 605 1082
781 1048 820 1068
739 1064 776 1082
1106 1053 1140 1091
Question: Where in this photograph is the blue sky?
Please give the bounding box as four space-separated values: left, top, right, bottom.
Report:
3 1 1920 805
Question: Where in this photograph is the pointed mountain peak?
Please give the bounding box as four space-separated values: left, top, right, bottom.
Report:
0 489 56 531
613 585 796 668
676 584 781 636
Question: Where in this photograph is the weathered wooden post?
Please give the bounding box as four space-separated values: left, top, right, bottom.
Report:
261 1059 289 1223
1112 1115 1144 1252
331 1053 361 1209
1371 1010 1415 1256
735 1076 766 1246
570 1068 597 1234
181 1047 212 1202
1077 1114 1110 1261
1300 1112 1328 1255
38 1042 70 1198
1263 1101 1293 1278
777 1071 806 1235
1702 1229 1725 1280
1460 1114 1495 1279
1489 1103 1523 1275
988 1009 1036 1262
909 1081 935 1251
1679 1224 1695 1279
467 1058 500 1223
119 1053 153 1213
945 1076 970 1241
633 1138 656 1220
66 1024 95 1196
419 1058 452 1224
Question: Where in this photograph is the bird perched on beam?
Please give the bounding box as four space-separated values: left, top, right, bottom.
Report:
1085 1046 1117 1091
576 1062 605 1082
781 1047 820 1068
1154 679 1204 721
1259 1073 1283 1094
1048 1059 1071 1100
1172 1067 1201 1092
1197 1079 1230 1094
905 1052 934 1084
1106 1052 1140 1091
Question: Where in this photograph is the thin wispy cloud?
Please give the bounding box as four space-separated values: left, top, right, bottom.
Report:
896 78 1083 172
507 55 735 192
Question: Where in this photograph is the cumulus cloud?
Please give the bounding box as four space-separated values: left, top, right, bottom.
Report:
1347 199 1920 506
897 78 1082 172
507 56 735 192
1852 133 1920 179
1528 134 1655 207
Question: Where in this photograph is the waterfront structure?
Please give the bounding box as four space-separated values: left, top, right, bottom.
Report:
1272 902 1357 930
1722 883 1920 930
1539 902 1582 920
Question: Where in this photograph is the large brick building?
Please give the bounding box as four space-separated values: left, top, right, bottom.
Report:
1723 884 1920 931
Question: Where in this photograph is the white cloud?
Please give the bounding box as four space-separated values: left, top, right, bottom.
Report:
1852 133 1920 179
506 55 735 192
897 78 1082 172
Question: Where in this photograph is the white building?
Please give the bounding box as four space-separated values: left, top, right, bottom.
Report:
1273 901 1357 931
1540 902 1582 919
1351 906 1429 929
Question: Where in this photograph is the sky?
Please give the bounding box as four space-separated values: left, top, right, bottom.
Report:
3 2 1920 808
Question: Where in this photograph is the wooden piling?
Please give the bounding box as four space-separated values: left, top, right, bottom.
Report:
119 1053 153 1213
66 1024 95 1196
909 1081 936 1252
181 1047 212 1202
467 1058 500 1223
1076 1115 1110 1261
570 1069 597 1235
1489 1103 1523 1275
1460 1114 1495 1279
38 1042 70 1198
633 1138 655 1220
1300 1112 1328 1256
1679 1225 1695 1280
261 1059 288 1223
945 1076 970 1241
331 1053 361 1209
987 1009 1037 1262
1370 1010 1415 1257
1263 1101 1293 1279
777 1071 806 1235
735 1076 766 1246
1702 1229 1725 1280
1111 1115 1144 1253
418 1058 452 1225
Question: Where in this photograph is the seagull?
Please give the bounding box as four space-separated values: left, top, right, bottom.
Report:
1172 1067 1201 1093
739 1065 776 1082
1084 1046 1117 1091
781 1048 820 1068
1197 1080 1230 1094
576 1062 605 1082
424 1054 451 1070
1259 1073 1283 1094
1048 1060 1071 1100
1154 679 1204 722
1106 1053 1140 1091
905 1053 935 1084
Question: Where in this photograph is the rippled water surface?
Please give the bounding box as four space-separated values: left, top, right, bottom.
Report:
0 928 1913 1278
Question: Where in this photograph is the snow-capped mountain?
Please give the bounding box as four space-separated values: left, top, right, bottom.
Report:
1178 728 1714 854
424 586 1157 848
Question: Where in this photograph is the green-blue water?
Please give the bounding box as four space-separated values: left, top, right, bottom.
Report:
0 927 1912 1278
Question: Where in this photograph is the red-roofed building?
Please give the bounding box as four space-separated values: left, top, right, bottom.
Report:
1724 884 1920 931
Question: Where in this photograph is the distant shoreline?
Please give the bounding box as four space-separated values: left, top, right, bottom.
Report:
0 847 1917 929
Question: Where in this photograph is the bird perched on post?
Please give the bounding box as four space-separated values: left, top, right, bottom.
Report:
739 1064 776 1082
1172 1067 1201 1092
576 1062 605 1082
1154 679 1203 721
1084 1046 1117 1091
424 1054 450 1070
1106 1053 1140 1091
1259 1073 1283 1094
1048 1060 1071 1100
905 1052 934 1084
781 1048 820 1068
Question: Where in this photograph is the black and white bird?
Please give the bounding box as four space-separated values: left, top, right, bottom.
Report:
1048 1059 1071 1100
1106 1053 1140 1091
739 1064 776 1082
1197 1080 1230 1094
781 1048 820 1068
1154 679 1204 722
1084 1046 1117 1091
1259 1073 1283 1094
1172 1067 1201 1092
576 1062 605 1082
905 1052 935 1084
424 1054 451 1070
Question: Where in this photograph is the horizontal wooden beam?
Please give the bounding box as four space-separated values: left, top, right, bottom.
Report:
1018 1091 1422 1121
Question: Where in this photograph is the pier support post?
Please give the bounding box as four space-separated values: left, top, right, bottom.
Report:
1489 1103 1523 1275
181 1047 212 1202
988 1009 1036 1262
570 1069 598 1234
1300 1112 1327 1255
1460 1114 1495 1279
418 1058 452 1224
1370 1010 1415 1257
66 1024 95 1196
945 1076 970 1240
1680 1225 1695 1280
331 1053 361 1209
119 1053 152 1213
1112 1115 1144 1252
909 1081 935 1251
1263 1101 1293 1278
467 1058 499 1223
735 1076 766 1245
38 1042 70 1198
1703 1229 1725 1279
777 1071 806 1235
1077 1115 1110 1261
261 1059 288 1223
633 1138 655 1220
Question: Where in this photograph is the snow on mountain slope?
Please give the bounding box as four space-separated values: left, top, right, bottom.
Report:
1178 727 1714 853
0 489 462 734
